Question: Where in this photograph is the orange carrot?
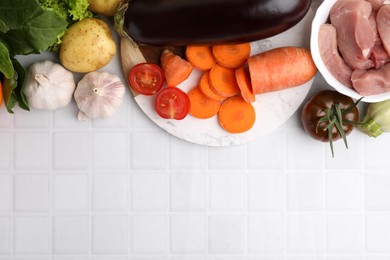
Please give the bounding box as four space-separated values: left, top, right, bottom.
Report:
185 45 216 71
199 71 226 101
247 46 317 94
218 96 256 133
235 65 255 103
209 64 240 97
212 43 251 69
188 86 221 119
160 49 193 86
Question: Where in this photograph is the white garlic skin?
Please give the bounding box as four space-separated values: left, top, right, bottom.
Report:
23 60 76 110
74 71 125 120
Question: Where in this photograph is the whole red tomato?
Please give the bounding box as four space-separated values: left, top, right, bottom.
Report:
301 90 360 156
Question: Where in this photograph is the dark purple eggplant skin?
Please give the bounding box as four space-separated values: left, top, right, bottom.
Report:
120 0 312 46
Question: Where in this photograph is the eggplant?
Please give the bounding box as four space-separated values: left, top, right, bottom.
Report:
115 0 312 46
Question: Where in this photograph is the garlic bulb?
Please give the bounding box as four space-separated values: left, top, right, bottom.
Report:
74 71 125 121
23 60 76 110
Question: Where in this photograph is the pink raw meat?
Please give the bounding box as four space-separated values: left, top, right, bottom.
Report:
351 62 390 95
318 24 353 87
377 5 390 56
330 0 375 70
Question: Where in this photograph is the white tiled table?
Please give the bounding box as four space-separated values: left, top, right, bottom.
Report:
2 0 390 259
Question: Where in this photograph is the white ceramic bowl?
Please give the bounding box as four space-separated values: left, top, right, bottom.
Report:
310 0 390 103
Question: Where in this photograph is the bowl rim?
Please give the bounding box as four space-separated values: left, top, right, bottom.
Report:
310 0 390 103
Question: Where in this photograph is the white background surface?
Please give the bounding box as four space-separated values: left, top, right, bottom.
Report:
2 0 390 259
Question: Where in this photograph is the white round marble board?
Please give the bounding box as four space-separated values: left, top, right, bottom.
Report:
129 9 315 146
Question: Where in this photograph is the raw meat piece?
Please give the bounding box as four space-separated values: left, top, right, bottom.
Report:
366 0 390 12
318 24 353 87
351 62 390 95
330 0 375 70
377 5 390 56
371 44 390 68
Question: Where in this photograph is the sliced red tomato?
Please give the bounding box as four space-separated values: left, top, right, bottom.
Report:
155 87 190 120
128 63 164 95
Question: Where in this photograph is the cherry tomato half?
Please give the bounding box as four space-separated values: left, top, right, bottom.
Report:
128 63 164 95
155 87 190 120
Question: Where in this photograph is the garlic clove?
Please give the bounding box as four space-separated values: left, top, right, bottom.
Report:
23 60 76 110
74 71 125 120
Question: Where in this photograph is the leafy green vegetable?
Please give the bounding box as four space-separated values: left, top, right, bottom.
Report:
0 0 68 113
0 40 13 79
2 59 29 113
38 0 93 50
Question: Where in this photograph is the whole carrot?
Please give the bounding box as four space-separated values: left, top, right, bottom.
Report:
248 46 317 94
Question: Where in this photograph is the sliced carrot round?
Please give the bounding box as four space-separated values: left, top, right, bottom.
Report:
185 45 216 71
199 71 226 101
209 64 240 98
188 86 221 119
218 96 256 133
212 43 251 69
235 65 255 103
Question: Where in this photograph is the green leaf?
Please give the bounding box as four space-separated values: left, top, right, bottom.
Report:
0 0 43 30
12 59 29 111
0 40 14 78
2 69 18 113
0 19 8 33
2 10 68 55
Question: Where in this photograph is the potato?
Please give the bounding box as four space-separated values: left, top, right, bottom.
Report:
88 0 121 16
59 18 116 73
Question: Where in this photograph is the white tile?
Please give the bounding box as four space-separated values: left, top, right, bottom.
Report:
286 130 323 169
287 172 323 211
92 216 128 254
247 132 285 169
131 131 168 170
92 132 128 170
366 256 390 260
54 257 89 260
131 173 167 211
14 216 50 255
287 214 324 253
210 257 246 260
170 214 207 253
169 138 206 170
248 172 285 211
0 108 13 128
93 174 127 211
326 257 365 260
209 173 246 211
131 214 168 254
53 216 89 254
366 214 390 253
130 102 157 129
14 132 50 170
326 214 364 253
0 217 10 255
248 213 285 253
14 110 50 128
209 214 245 254
326 172 363 211
53 132 89 170
208 146 246 170
14 175 49 212
170 174 206 212
365 174 390 211
248 257 285 260
0 132 12 169
132 257 167 260
53 175 88 212
365 134 390 169
0 175 11 211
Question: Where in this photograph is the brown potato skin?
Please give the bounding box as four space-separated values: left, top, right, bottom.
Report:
88 0 121 16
